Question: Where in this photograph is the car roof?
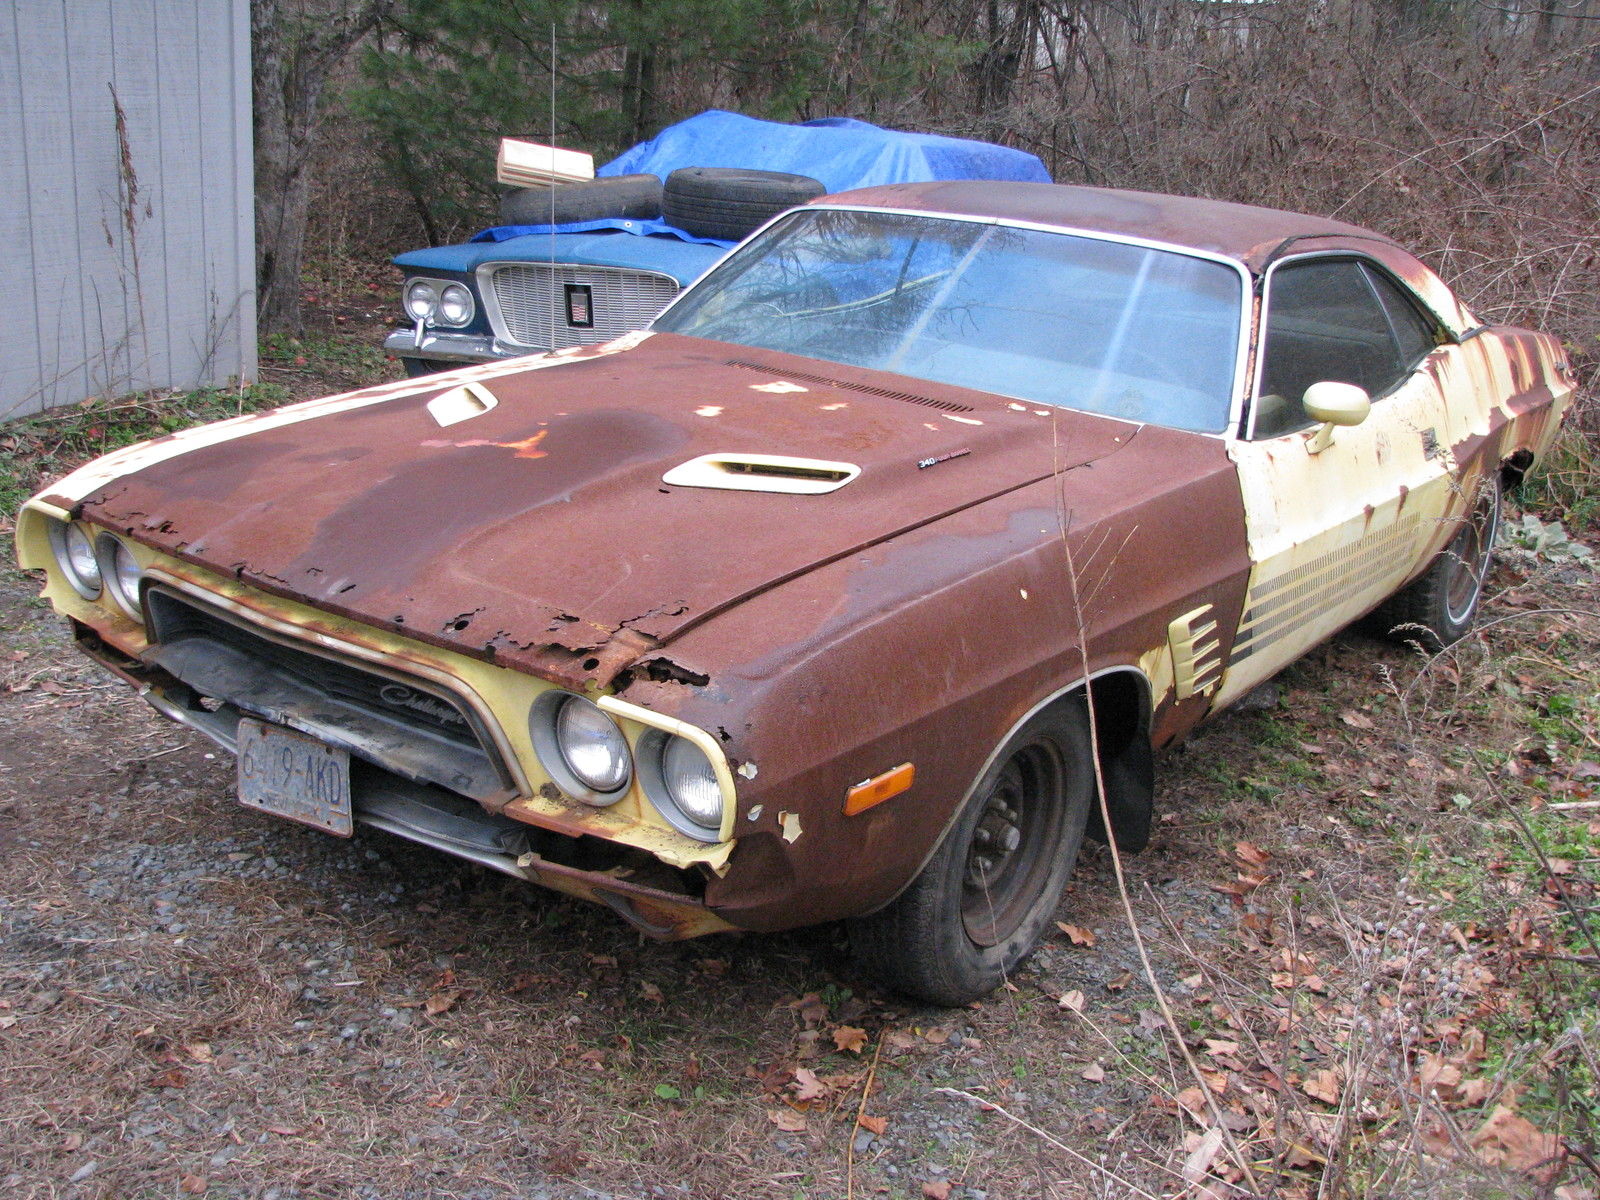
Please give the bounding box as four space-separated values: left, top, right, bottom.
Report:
815 181 1401 274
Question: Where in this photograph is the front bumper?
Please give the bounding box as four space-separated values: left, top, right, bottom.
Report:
384 327 528 366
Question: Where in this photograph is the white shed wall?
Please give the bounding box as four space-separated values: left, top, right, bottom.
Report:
0 0 256 419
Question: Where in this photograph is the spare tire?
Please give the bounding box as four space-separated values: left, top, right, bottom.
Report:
497 174 663 226
662 167 826 241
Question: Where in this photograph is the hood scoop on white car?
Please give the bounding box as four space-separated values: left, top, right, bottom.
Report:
662 453 860 495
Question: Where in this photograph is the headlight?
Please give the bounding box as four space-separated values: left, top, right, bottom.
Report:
98 535 144 619
640 730 725 841
437 283 474 327
404 279 438 322
49 521 102 599
530 693 631 802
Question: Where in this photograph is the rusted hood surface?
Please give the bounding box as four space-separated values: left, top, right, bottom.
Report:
77 333 1137 682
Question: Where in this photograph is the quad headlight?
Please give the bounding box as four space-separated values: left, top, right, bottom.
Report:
403 279 474 327
99 534 145 619
404 279 439 322
530 692 632 803
48 520 103 599
638 729 726 842
436 283 474 327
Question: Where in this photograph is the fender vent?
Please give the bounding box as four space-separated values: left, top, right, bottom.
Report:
662 452 860 495
725 359 975 413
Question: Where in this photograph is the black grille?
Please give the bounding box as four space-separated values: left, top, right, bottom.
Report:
147 592 478 747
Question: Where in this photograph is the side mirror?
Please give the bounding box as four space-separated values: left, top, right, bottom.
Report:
1302 381 1370 453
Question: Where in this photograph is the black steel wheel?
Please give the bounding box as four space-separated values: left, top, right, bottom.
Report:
849 700 1094 1006
1376 472 1502 648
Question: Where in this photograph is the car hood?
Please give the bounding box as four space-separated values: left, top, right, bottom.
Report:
74 333 1138 685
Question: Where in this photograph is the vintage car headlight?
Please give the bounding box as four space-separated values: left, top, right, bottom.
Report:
530 693 631 802
403 279 439 322
49 521 103 599
640 730 725 841
436 284 474 327
98 535 144 619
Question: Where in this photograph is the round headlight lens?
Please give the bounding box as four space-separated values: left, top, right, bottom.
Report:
661 736 723 833
403 280 438 322
100 535 144 618
56 522 103 597
554 696 631 794
437 283 474 327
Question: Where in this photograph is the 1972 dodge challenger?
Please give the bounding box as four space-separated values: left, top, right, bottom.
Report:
16 183 1573 1004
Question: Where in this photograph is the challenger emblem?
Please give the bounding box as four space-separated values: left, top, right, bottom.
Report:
378 683 466 727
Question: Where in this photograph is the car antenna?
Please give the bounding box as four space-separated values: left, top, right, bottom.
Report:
548 20 558 354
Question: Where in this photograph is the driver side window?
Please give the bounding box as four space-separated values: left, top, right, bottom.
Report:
1250 258 1438 439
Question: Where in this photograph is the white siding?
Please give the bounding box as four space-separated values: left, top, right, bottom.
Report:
0 0 255 419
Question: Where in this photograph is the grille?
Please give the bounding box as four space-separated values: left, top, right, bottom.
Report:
487 263 681 349
147 591 481 748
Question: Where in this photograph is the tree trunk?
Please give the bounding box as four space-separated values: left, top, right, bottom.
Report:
252 0 385 338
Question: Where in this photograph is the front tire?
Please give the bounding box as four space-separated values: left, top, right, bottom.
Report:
849 700 1094 1006
1377 473 1502 648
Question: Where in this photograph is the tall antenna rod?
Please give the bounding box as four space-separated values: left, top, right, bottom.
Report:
548 20 558 353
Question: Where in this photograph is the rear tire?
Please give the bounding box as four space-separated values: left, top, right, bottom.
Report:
662 168 825 241
1376 473 1501 648
849 700 1094 1006
497 174 663 226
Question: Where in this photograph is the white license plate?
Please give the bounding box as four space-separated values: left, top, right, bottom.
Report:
237 718 353 837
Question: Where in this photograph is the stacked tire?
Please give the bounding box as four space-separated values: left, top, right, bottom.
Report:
662 168 825 241
496 167 825 241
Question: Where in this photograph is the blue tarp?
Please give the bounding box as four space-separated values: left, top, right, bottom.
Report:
471 110 1051 248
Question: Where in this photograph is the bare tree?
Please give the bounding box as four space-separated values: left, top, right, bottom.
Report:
253 0 387 337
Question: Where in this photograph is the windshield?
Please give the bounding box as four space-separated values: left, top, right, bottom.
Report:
654 209 1244 433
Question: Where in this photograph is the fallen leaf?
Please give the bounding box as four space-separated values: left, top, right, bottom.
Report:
1057 922 1097 947
148 1068 188 1089
768 1108 807 1132
638 981 664 1003
61 1133 83 1152
1058 989 1086 1013
1235 841 1270 867
859 1114 888 1135
832 1025 869 1054
924 1026 952 1045
179 1175 207 1195
1182 1126 1225 1185
424 989 461 1016
1106 970 1133 991
1176 1086 1210 1120
265 1125 302 1137
182 1042 213 1063
1340 710 1375 730
1203 1038 1240 1056
790 1068 828 1102
884 1030 919 1053
1302 1069 1342 1105
1472 1104 1564 1182
790 993 828 1026
1081 1061 1105 1082
921 1182 952 1200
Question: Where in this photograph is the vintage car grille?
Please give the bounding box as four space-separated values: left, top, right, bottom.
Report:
486 263 681 349
144 589 511 799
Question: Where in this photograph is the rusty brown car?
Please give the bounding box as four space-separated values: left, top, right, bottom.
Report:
17 183 1574 1004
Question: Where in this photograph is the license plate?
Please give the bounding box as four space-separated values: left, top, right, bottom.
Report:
237 718 353 837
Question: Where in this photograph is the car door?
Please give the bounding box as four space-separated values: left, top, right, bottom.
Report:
1213 254 1472 707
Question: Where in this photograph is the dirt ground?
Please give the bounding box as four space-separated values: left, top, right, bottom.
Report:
3 552 1596 1199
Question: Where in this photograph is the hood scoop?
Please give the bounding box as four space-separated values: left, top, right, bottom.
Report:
427 382 499 427
662 452 860 495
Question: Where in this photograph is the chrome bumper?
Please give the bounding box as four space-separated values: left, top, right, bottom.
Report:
384 328 529 365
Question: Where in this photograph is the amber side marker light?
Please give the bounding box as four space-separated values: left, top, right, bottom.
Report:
844 763 915 816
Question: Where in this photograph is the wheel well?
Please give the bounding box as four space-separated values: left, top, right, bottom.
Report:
1067 670 1155 853
1501 449 1535 494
